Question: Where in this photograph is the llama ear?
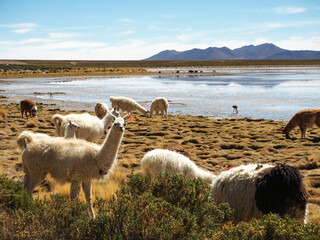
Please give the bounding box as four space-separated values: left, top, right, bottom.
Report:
110 112 116 120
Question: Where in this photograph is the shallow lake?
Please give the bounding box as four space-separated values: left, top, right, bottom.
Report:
1 69 320 121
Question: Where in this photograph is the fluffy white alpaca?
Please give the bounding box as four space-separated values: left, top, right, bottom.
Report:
211 164 308 223
150 97 168 117
52 108 119 142
110 96 149 116
95 102 109 119
141 149 215 184
17 113 130 218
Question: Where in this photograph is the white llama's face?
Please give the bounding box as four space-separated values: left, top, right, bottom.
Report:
112 117 126 132
70 121 80 130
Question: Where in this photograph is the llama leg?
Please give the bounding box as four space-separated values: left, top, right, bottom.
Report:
82 181 95 218
24 172 46 195
300 126 307 139
70 180 81 200
24 172 31 193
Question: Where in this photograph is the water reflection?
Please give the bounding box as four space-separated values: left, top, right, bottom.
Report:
1 69 319 121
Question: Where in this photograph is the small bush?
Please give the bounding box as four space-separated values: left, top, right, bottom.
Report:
214 214 320 240
0 174 34 212
87 173 233 239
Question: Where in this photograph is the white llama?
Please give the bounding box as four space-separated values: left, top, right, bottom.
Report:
95 102 109 119
17 113 130 218
110 96 149 116
64 120 80 138
149 97 169 117
52 108 119 142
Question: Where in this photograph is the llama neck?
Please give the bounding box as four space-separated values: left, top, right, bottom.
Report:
102 113 113 129
284 116 298 134
96 128 123 172
64 127 76 138
196 168 216 184
136 104 147 114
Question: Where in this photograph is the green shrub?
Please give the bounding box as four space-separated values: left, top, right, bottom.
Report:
0 174 34 212
86 173 233 239
214 214 320 240
1 173 320 239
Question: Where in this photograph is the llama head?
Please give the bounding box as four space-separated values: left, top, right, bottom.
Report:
31 106 38 117
110 113 130 133
67 120 80 130
281 127 291 139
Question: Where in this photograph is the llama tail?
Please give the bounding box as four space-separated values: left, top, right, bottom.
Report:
52 114 64 127
17 131 34 150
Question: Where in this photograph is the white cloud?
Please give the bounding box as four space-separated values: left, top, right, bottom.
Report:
119 18 134 23
114 30 134 36
49 32 82 39
274 6 306 14
1 23 39 28
12 28 32 34
274 36 320 50
0 22 39 34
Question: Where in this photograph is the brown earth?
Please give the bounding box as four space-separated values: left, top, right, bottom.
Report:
1 99 320 223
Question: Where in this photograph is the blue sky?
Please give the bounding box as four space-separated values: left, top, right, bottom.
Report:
1 0 320 60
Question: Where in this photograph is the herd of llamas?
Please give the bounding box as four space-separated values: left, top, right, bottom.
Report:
17 97 320 223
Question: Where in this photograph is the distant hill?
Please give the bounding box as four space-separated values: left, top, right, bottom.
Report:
145 43 320 60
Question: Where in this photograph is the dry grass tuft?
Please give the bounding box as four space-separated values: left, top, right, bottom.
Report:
10 123 17 132
0 108 7 119
26 119 36 128
297 156 320 170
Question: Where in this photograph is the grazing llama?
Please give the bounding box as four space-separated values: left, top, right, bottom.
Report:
20 99 37 118
110 96 149 117
17 113 130 218
282 109 320 139
149 97 169 117
211 164 308 223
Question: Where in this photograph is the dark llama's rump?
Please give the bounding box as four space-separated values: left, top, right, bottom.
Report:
255 164 308 217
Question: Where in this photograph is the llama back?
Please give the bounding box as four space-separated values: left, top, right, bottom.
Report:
22 136 100 182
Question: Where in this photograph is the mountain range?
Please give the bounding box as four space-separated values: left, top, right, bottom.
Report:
144 43 320 60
